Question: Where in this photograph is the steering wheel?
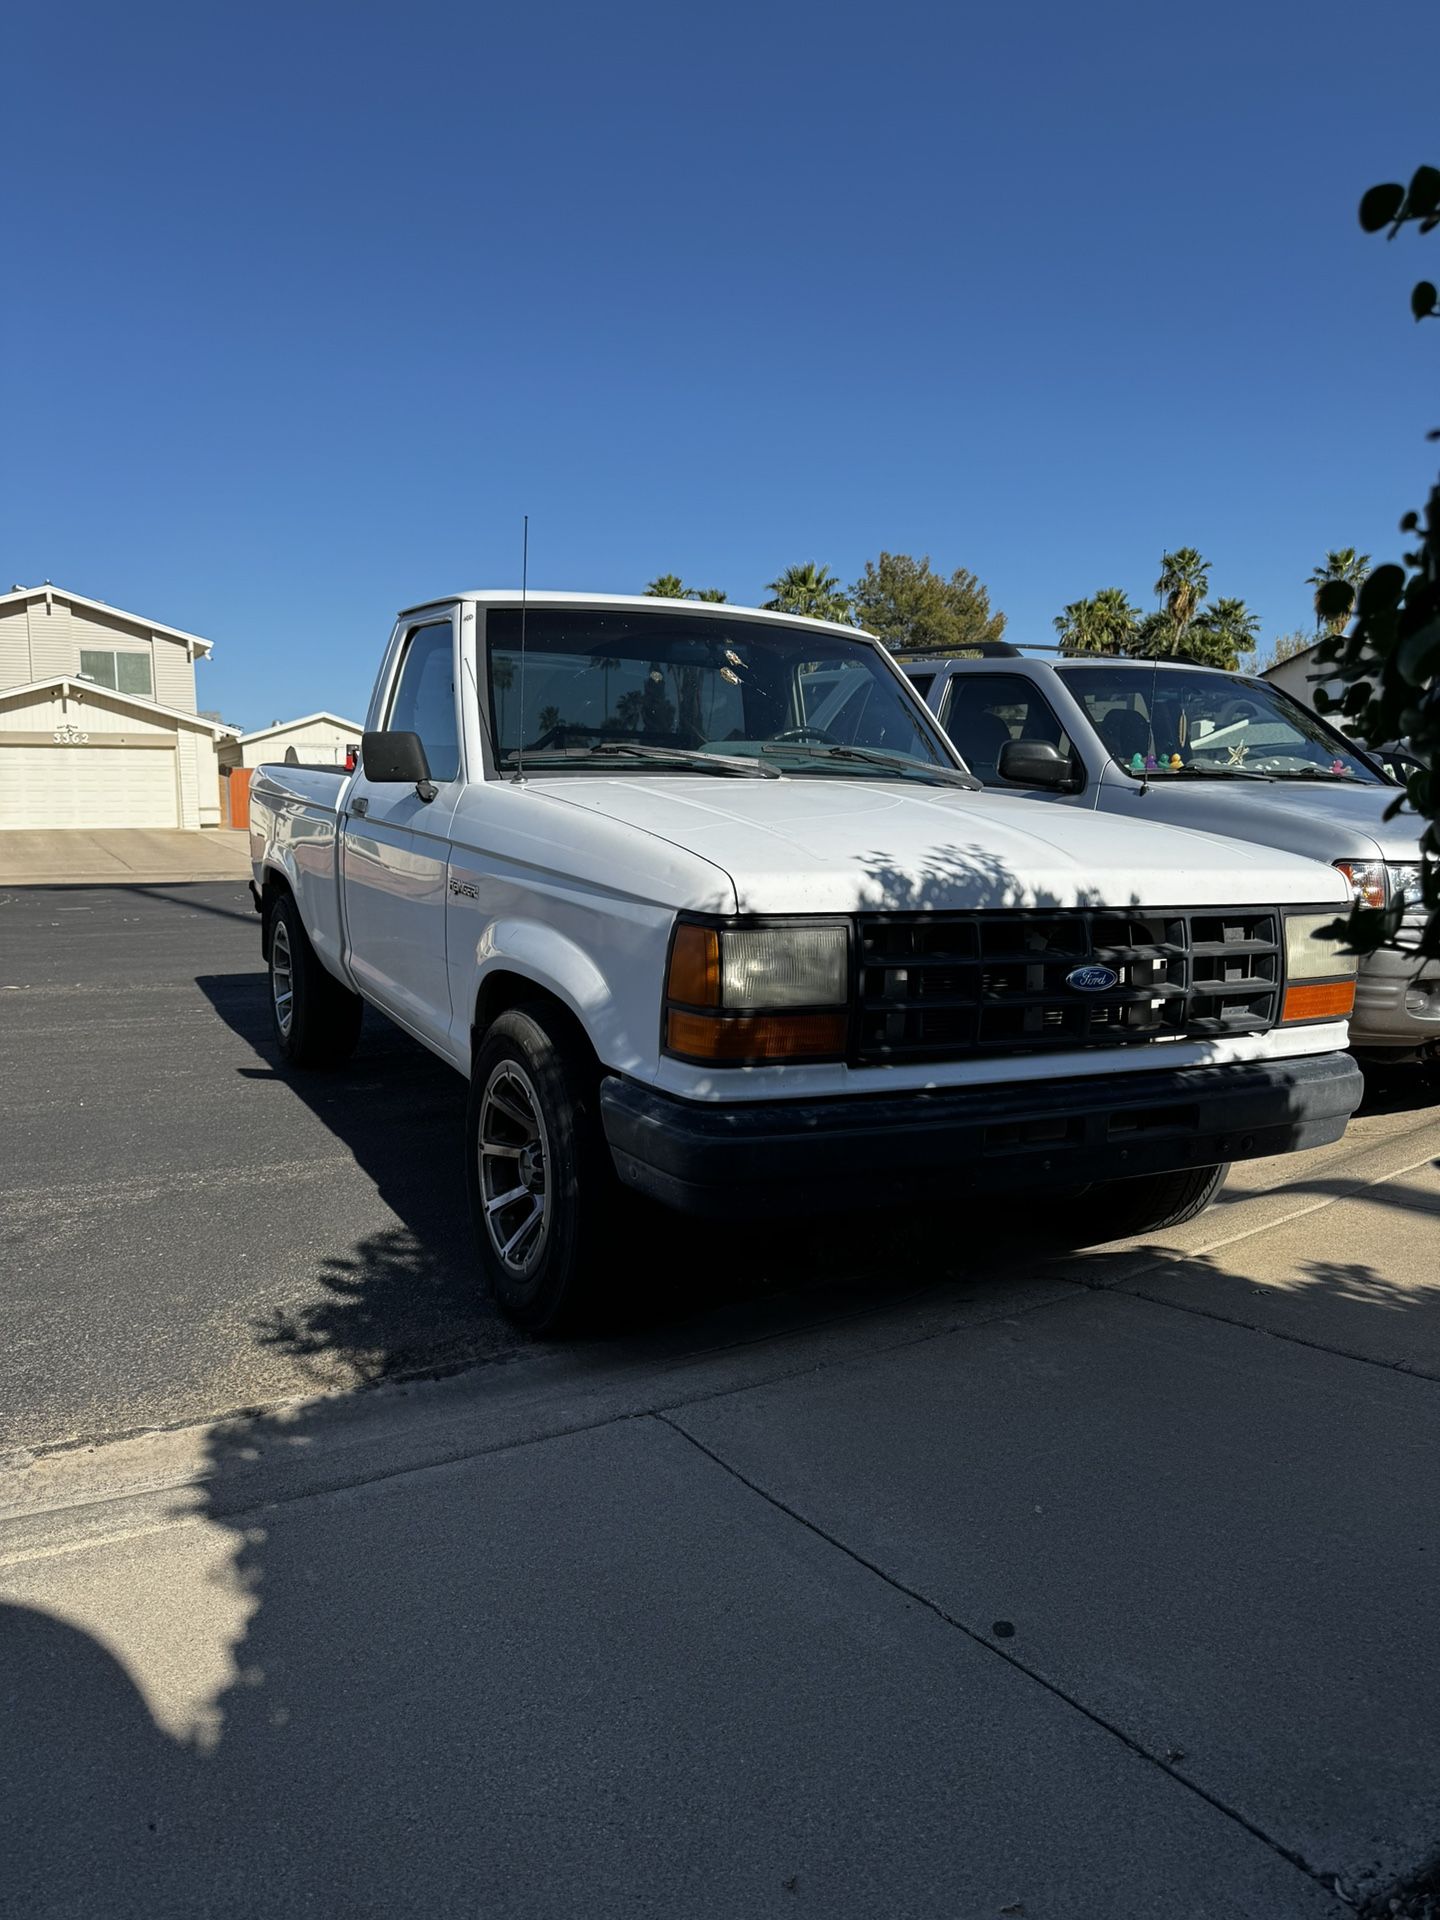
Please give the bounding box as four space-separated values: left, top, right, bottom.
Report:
771 724 840 746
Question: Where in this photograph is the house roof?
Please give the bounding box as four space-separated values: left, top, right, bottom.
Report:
0 676 239 737
1260 640 1326 678
237 710 364 745
0 584 215 657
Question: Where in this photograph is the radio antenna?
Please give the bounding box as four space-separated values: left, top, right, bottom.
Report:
515 514 529 782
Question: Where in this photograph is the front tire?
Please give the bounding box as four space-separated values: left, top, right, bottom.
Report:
466 1007 620 1335
1067 1162 1229 1245
266 892 363 1068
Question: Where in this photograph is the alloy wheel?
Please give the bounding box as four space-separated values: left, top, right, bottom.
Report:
478 1062 551 1273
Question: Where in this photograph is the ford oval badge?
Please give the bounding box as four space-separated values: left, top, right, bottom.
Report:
1066 964 1119 992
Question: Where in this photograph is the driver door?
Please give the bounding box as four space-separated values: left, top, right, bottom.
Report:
341 613 462 1050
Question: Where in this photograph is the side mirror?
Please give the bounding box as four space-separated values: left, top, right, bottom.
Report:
998 738 1075 790
361 730 435 798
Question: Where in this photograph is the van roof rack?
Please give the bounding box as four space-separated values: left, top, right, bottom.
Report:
893 639 1022 662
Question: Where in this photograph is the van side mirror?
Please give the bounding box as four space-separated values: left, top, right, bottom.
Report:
998 739 1075 790
361 730 435 798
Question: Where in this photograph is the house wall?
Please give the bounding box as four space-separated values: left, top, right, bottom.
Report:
13 598 199 712
239 718 360 768
0 605 31 688
192 730 221 826
1266 651 1344 714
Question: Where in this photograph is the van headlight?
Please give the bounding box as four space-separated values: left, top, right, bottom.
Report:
1389 863 1424 913
665 919 850 1062
1282 910 1357 1024
1333 859 1386 908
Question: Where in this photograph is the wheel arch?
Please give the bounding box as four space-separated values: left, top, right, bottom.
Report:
471 969 599 1081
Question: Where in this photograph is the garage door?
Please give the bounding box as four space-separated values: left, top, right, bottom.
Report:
0 745 179 829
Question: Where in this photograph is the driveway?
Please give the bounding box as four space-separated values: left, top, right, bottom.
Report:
1 881 1437 1917
0 827 250 884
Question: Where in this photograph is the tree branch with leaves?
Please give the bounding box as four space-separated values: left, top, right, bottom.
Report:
1312 165 1440 959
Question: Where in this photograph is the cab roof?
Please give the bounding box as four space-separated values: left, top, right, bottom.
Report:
395 591 870 641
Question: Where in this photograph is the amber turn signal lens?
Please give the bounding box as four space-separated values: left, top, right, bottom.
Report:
665 1009 848 1062
1282 980 1356 1023
667 923 720 1007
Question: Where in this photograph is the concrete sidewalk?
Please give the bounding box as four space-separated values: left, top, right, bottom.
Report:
3 1127 1437 1917
0 828 251 885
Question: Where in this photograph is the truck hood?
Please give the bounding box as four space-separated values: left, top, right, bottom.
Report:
1096 769 1422 864
539 775 1351 914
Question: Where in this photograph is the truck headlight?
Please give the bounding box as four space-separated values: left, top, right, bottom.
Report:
1282 910 1358 1024
1333 859 1386 908
665 919 849 1062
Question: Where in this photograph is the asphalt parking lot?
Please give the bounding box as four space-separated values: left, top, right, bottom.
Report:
3 880 1439 1917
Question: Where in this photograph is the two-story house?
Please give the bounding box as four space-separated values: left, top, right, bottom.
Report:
0 584 236 830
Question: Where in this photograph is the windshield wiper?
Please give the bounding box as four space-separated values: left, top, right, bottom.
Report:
505 743 778 779
759 743 979 788
1265 767 1367 783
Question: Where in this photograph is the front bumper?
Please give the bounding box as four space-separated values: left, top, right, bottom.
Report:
1353 942 1440 1051
599 1051 1363 1217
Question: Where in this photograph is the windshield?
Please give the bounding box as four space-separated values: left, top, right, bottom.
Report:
484 608 955 779
1056 665 1382 783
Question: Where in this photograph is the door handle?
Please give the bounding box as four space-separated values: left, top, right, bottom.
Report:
351 796 369 816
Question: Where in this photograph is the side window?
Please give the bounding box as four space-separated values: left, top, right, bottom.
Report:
907 670 936 703
386 622 460 782
797 658 941 758
942 674 1074 786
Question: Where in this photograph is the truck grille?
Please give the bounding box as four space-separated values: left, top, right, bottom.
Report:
855 909 1282 1064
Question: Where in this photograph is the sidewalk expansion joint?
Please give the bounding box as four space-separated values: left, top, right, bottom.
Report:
657 1411 1343 1908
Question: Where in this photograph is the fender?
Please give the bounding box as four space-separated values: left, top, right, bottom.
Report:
460 914 645 1075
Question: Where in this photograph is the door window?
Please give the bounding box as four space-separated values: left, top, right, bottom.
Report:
386 621 460 782
942 673 1074 786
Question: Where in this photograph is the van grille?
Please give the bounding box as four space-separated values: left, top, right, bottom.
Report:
855 909 1282 1064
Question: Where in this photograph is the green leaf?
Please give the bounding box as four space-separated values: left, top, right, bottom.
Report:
1357 564 1406 614
1405 165 1440 217
1359 182 1405 230
1412 280 1438 321
1394 618 1440 684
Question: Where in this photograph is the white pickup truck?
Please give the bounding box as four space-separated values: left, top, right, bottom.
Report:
249 593 1363 1332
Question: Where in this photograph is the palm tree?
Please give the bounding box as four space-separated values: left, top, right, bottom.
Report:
492 656 514 746
594 655 621 725
1188 596 1261 670
763 562 853 624
1154 548 1211 653
1307 548 1371 635
1053 587 1137 656
645 574 726 602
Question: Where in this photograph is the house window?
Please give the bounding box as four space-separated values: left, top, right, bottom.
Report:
79 649 154 698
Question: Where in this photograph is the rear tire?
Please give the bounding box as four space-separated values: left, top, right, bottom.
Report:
466 1006 619 1335
266 892 363 1068
1067 1162 1228 1245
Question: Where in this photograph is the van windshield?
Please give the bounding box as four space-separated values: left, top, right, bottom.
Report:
1056 664 1382 782
484 608 961 782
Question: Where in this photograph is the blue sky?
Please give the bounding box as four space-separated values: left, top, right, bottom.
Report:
4 0 1437 729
